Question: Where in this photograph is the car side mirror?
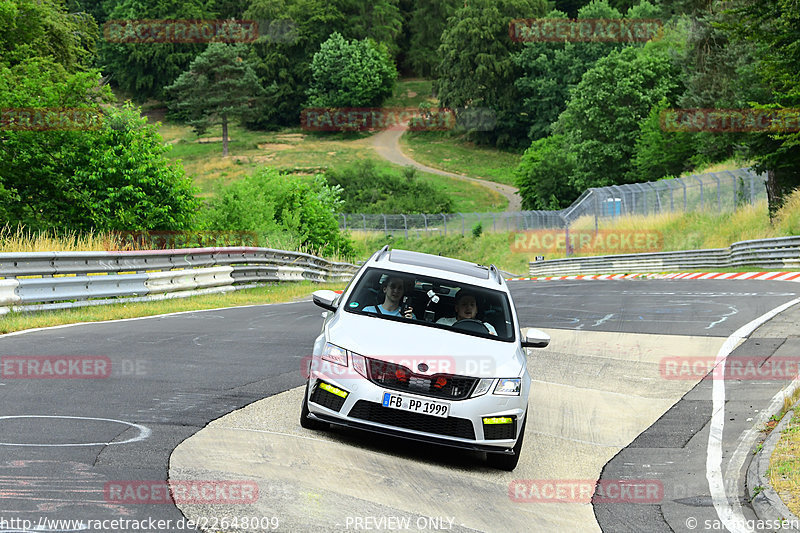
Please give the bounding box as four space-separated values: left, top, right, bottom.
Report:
521 328 550 348
312 290 339 312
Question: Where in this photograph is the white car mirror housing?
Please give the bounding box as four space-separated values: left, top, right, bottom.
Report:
312 290 339 312
521 328 550 348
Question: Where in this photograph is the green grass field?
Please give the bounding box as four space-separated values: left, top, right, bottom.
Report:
151 78 512 212
400 131 522 186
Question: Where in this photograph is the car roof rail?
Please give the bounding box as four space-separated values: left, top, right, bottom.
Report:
489 264 503 285
374 245 391 262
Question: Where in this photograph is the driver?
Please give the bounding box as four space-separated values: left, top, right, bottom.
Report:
363 275 416 319
436 290 497 335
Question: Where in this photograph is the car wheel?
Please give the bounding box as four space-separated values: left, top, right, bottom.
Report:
486 415 526 471
300 380 328 430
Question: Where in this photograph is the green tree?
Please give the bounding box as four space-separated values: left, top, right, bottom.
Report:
553 42 682 190
245 0 347 128
0 0 98 72
165 42 264 156
405 0 459 77
99 0 215 101
631 98 697 181
67 104 200 231
725 0 800 220
337 0 404 56
306 33 397 108
513 1 628 142
245 0 405 129
514 134 580 209
434 0 549 149
0 58 198 231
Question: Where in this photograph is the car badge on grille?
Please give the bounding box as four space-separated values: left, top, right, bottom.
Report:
417 363 428 372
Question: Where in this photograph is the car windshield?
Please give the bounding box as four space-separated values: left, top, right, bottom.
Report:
344 267 515 341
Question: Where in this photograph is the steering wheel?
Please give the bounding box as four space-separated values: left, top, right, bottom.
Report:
451 319 490 334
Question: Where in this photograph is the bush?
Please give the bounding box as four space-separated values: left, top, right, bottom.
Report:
306 32 397 108
201 168 354 258
514 135 580 210
324 160 453 214
472 222 483 238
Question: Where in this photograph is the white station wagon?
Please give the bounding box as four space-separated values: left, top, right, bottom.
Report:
300 247 549 470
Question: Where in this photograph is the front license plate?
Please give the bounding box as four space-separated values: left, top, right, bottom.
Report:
381 392 450 418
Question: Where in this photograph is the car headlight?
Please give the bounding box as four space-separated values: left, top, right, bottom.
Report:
494 378 521 396
471 378 494 398
351 352 368 378
321 343 348 366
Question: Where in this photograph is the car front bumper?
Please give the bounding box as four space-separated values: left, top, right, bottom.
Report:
306 370 528 455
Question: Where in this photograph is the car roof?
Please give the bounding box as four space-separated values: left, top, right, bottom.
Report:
367 247 506 289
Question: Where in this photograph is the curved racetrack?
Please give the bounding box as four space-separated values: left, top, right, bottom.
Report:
0 280 797 532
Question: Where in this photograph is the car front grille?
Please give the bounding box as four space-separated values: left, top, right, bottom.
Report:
348 400 476 440
366 358 477 400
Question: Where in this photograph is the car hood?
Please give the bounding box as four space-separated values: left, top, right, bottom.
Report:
326 313 524 378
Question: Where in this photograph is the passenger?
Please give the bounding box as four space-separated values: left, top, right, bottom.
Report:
363 276 416 319
436 290 497 335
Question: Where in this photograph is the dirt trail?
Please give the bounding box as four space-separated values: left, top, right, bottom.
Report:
370 126 522 212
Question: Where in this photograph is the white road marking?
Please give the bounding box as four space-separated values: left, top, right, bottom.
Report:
706 296 800 533
0 300 309 340
705 305 739 330
0 415 151 447
592 314 615 327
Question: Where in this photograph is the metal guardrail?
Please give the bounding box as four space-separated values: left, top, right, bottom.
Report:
0 247 358 313
528 236 800 276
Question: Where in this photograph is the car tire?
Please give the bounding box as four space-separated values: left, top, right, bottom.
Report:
486 415 526 471
300 380 329 431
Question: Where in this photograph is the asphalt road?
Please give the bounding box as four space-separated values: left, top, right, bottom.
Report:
0 280 798 532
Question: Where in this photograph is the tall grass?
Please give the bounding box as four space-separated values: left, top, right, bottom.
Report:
0 224 351 262
0 225 120 252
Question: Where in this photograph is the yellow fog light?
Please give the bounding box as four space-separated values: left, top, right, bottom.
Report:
319 382 348 398
483 416 513 425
